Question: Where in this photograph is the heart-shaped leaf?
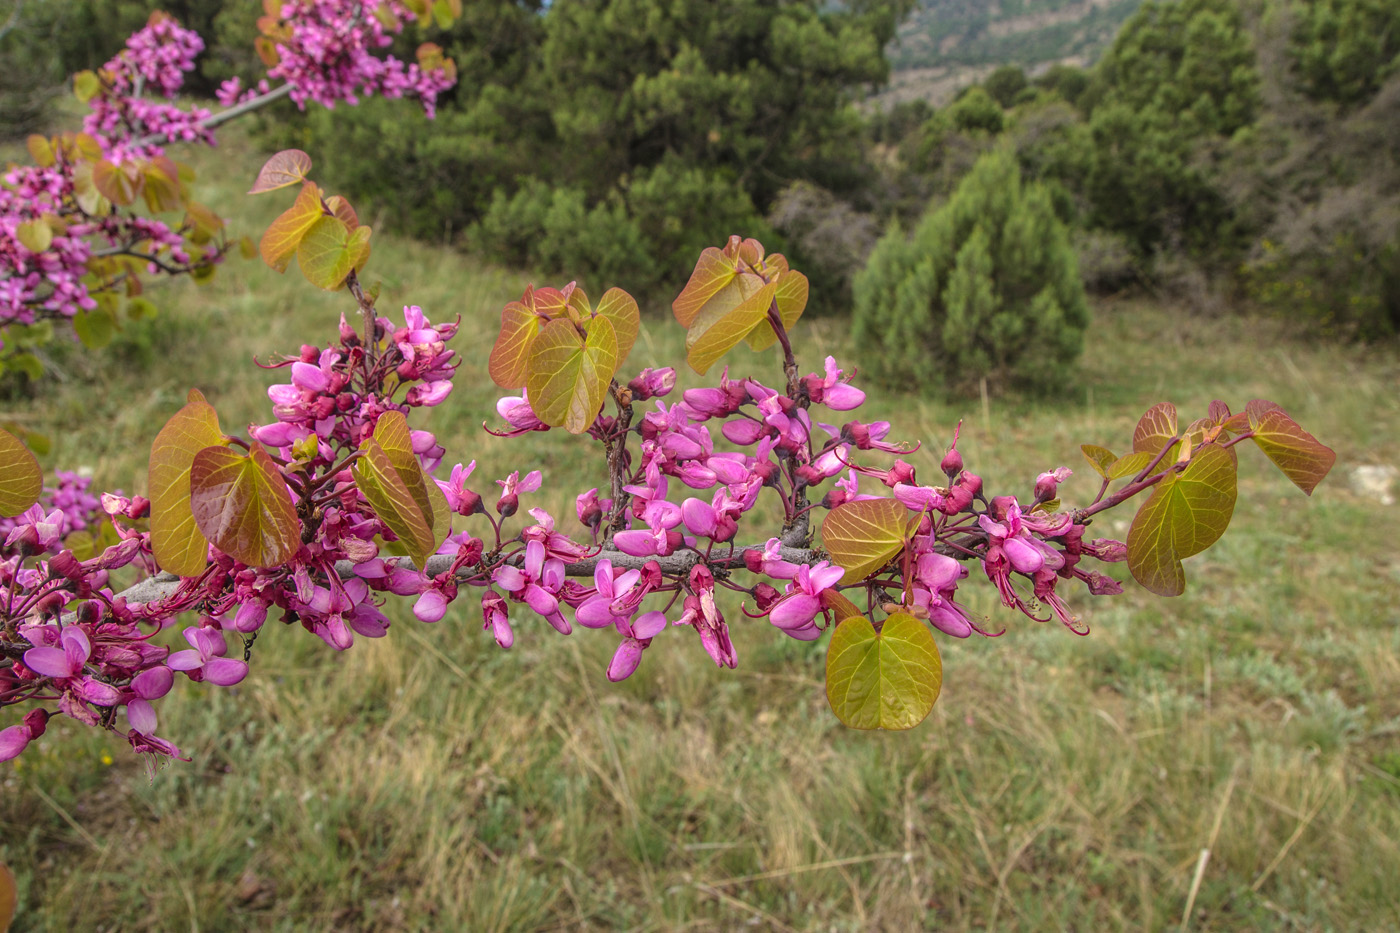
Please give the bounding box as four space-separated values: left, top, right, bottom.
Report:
149 388 228 576
1132 402 1179 456
248 149 312 194
1108 451 1154 480
189 445 300 569
142 157 183 212
93 159 143 206
526 315 620 434
826 612 942 730
325 195 359 230
672 245 767 329
685 280 775 375
260 181 323 273
297 216 371 290
1081 444 1116 477
1126 444 1237 596
15 220 52 254
354 438 435 566
820 588 865 624
73 308 116 349
0 427 43 517
1247 407 1336 495
822 497 918 584
593 287 640 365
488 298 545 390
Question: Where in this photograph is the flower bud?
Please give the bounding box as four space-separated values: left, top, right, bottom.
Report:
941 445 963 478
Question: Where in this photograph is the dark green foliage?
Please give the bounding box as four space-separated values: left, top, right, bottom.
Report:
983 65 1028 108
948 86 1004 134
1290 0 1400 106
300 0 912 297
853 148 1088 393
1035 64 1090 108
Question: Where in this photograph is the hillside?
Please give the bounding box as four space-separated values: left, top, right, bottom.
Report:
882 0 1144 104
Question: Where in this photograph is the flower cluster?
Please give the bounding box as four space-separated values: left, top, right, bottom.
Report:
218 0 458 117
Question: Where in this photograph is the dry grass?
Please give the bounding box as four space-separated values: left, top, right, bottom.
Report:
2 126 1399 931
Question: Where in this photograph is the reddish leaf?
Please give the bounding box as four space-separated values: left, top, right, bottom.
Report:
142 157 183 212
1126 444 1237 596
259 181 323 273
189 445 300 569
1249 409 1337 495
826 612 942 730
248 149 312 194
93 159 143 207
822 498 918 584
820 588 865 624
527 316 620 434
0 427 43 517
1132 402 1179 456
325 195 359 230
149 388 227 576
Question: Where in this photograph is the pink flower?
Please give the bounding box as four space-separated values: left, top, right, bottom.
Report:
768 561 844 639
167 627 248 686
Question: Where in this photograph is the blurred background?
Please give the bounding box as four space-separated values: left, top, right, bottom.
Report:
1 0 1398 929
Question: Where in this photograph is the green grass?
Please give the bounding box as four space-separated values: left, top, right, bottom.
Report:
3 126 1400 931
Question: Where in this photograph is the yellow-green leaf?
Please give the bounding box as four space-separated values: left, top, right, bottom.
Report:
1126 444 1237 597
248 149 312 194
142 157 183 213
0 427 43 517
354 438 435 567
373 411 436 540
27 134 55 167
189 445 300 568
93 159 143 207
826 612 942 730
745 270 809 351
685 280 775 375
488 298 544 390
593 287 640 366
296 215 370 290
15 220 52 254
1108 451 1153 480
149 388 227 576
672 246 763 329
259 181 323 273
526 316 620 434
74 70 101 102
822 497 918 584
73 307 117 348
1081 444 1116 477
1247 407 1336 496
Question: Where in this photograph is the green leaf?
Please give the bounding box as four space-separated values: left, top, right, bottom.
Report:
1081 444 1116 477
1132 402 1179 458
126 297 157 321
259 181 323 273
822 497 918 585
248 149 312 194
354 438 435 567
73 308 117 348
488 298 544 390
297 216 371 290
526 316 620 434
685 280 775 375
1247 407 1336 495
189 445 301 569
745 269 809 352
826 612 942 730
0 427 43 517
93 159 142 207
672 246 759 329
27 134 55 167
15 220 52 254
1108 451 1153 480
372 411 436 540
593 287 640 366
149 388 227 576
73 70 100 102
1126 444 1238 597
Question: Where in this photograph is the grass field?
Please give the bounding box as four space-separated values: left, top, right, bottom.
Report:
2 127 1399 932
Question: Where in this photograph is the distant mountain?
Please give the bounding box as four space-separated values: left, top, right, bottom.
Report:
879 0 1144 105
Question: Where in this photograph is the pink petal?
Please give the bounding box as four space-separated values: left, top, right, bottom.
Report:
77 678 123 706
607 638 644 682
127 698 158 735
166 649 204 672
413 589 448 623
770 594 821 631
0 725 31 762
203 657 249 686
612 530 658 557
132 666 174 699
1003 537 1045 574
23 646 75 678
575 598 617 629
632 610 667 640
